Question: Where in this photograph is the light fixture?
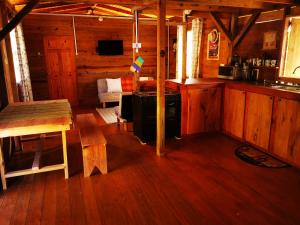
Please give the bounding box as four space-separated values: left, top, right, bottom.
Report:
98 16 103 22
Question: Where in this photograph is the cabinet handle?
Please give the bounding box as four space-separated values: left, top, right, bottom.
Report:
278 98 281 102
270 96 273 100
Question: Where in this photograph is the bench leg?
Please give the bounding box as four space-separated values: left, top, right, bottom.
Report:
82 145 107 177
103 102 106 108
0 139 7 190
62 130 69 179
98 144 107 174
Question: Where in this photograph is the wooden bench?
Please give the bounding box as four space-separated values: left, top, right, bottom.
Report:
76 113 107 177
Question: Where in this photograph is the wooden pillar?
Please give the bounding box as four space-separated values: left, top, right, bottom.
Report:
228 14 238 64
132 10 140 91
0 5 14 104
2 8 18 102
156 0 166 156
181 11 187 81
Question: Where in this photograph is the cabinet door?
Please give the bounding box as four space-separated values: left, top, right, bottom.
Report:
187 87 222 134
223 88 246 139
244 92 273 150
270 97 300 166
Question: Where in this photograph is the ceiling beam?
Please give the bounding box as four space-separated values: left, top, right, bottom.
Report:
233 11 261 48
51 6 91 13
165 0 290 9
0 0 39 41
210 12 232 42
95 5 132 17
33 3 90 13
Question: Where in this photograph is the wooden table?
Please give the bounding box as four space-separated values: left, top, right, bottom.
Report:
0 100 73 190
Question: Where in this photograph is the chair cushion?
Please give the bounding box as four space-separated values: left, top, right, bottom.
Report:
106 78 122 93
100 92 121 102
121 76 133 92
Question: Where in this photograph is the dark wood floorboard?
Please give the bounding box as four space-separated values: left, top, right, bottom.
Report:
0 108 300 225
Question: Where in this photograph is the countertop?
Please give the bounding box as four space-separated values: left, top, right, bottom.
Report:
166 78 300 101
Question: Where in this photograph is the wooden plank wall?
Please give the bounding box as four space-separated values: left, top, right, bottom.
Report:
200 15 231 78
234 16 283 81
22 15 158 105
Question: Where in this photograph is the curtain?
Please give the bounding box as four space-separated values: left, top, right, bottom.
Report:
191 18 203 78
12 24 33 101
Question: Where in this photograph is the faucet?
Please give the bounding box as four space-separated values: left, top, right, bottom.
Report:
293 66 300 74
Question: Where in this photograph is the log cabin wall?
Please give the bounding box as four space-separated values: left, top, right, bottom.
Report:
199 15 231 78
233 16 283 81
22 15 158 106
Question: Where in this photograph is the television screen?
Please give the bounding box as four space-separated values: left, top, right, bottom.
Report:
98 40 123 55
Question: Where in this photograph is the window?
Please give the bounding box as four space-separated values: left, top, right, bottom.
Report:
280 17 300 79
10 28 21 84
186 30 193 78
176 27 194 79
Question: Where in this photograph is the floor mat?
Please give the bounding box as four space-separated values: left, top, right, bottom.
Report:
96 107 117 124
235 145 289 168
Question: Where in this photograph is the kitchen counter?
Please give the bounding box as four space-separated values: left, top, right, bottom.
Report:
167 78 300 101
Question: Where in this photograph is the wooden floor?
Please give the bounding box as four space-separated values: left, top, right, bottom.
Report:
1 109 300 225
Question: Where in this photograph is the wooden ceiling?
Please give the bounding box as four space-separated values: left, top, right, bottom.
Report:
6 0 297 19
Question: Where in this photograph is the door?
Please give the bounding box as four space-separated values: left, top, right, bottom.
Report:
244 92 273 150
223 87 246 139
270 97 300 166
44 36 78 105
187 87 222 134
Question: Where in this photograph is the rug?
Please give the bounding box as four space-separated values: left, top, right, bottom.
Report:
235 145 289 168
96 107 118 124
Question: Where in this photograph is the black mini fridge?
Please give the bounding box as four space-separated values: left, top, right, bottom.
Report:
133 91 181 143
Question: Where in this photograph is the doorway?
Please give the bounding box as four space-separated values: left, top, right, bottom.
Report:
44 36 78 106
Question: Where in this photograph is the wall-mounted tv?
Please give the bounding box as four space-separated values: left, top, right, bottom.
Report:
97 40 123 56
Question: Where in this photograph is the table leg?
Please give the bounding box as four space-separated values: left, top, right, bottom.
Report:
62 130 69 179
0 139 7 190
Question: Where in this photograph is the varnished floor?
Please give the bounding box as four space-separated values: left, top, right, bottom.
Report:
1 109 300 225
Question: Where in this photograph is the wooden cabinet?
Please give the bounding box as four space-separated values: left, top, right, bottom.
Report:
223 87 246 139
44 36 78 106
186 87 222 134
244 92 273 150
270 97 300 166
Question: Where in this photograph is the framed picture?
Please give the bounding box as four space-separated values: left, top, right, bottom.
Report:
207 29 220 60
263 31 277 50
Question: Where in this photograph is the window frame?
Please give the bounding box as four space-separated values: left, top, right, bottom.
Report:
278 15 300 83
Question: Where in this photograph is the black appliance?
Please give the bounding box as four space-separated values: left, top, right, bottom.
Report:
133 91 181 143
97 40 123 55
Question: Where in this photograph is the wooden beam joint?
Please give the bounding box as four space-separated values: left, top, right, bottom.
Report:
0 0 40 41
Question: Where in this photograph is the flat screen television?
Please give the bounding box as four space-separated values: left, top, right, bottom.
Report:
97 40 123 56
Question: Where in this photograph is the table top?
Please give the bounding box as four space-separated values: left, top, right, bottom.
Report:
0 100 73 138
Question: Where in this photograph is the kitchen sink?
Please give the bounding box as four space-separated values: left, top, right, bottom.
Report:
268 84 300 92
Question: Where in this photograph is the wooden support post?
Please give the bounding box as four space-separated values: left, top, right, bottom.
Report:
210 12 232 42
230 14 238 39
181 11 187 81
62 130 69 178
228 14 238 64
0 6 14 104
233 12 261 48
0 139 7 190
156 0 166 156
132 10 140 91
0 0 40 41
1 7 19 102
